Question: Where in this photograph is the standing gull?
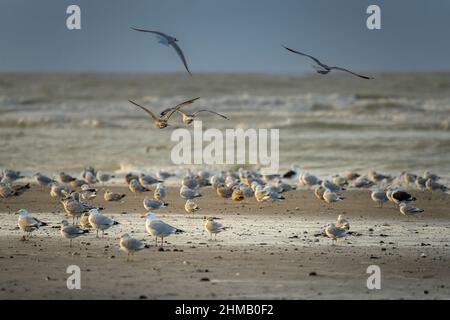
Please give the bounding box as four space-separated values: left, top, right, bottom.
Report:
0 182 30 198
143 197 167 210
254 185 271 202
143 212 184 247
399 203 424 217
131 27 192 76
79 212 92 229
50 183 70 200
34 173 54 186
299 172 321 187
154 183 166 201
415 176 427 190
336 215 350 230
96 171 114 184
325 223 348 244
2 169 24 181
157 170 175 180
180 185 201 199
323 189 344 206
128 178 150 196
231 188 244 201
88 209 119 238
69 179 85 188
184 199 200 216
204 217 228 241
181 175 200 190
371 188 388 207
60 220 89 247
263 185 285 200
216 184 233 199
283 46 372 79
314 185 326 201
425 179 447 192
391 190 416 206
16 209 47 240
104 189 126 202
56 172 76 184
139 174 162 186
322 180 344 193
80 184 97 201
120 234 146 261
61 195 89 224
0 182 14 198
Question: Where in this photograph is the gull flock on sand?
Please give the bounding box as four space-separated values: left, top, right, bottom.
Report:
2 165 447 261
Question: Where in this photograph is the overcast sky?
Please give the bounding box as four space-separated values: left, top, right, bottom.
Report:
0 0 449 73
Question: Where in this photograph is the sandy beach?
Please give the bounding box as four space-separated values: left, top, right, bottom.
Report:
1 185 449 299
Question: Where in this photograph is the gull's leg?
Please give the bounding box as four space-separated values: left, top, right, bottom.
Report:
161 236 164 247
70 239 73 247
155 236 158 247
127 252 130 262
102 230 104 238
96 229 99 238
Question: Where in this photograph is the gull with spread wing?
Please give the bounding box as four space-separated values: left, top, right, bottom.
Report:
165 108 229 125
282 46 372 79
131 27 192 76
128 97 200 129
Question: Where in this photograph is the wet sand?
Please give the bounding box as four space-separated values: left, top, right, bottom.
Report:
0 185 449 299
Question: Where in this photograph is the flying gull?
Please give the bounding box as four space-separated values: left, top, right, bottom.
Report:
128 97 200 129
282 46 372 79
162 109 229 125
131 27 192 76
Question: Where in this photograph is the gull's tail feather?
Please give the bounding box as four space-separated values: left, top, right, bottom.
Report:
38 220 48 227
175 228 185 234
